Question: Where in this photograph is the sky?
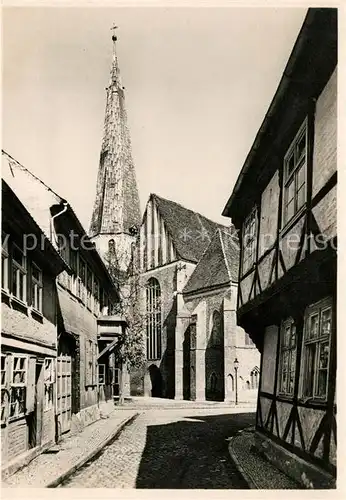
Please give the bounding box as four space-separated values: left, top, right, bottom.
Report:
2 6 308 231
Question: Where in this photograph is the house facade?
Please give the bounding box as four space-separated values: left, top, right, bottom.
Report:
1 180 65 474
132 193 260 401
222 8 337 488
2 150 125 471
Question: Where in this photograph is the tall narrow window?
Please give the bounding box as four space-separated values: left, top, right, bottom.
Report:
1 355 8 424
283 120 307 226
146 278 161 360
301 297 333 400
44 358 54 410
250 367 260 389
86 266 93 310
12 243 27 303
31 263 43 312
2 233 9 291
278 318 297 396
242 208 257 274
78 256 86 303
93 277 100 315
10 355 27 419
150 205 155 268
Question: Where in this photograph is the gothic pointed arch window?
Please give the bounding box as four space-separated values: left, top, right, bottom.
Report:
250 366 260 389
146 278 162 360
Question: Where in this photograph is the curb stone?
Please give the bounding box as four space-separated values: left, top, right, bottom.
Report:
47 412 139 488
227 428 258 489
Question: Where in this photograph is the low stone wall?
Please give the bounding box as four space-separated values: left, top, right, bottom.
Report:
254 430 335 489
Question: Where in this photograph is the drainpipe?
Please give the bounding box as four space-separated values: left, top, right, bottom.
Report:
50 202 68 246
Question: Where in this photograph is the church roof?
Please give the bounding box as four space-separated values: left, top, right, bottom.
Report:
151 193 237 264
183 228 239 295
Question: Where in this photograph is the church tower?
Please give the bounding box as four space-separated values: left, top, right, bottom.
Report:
89 30 141 272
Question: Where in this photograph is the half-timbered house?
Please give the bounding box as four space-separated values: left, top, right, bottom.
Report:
2 151 125 444
1 179 66 475
222 8 337 488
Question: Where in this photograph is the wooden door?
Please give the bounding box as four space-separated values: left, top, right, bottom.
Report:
56 355 72 435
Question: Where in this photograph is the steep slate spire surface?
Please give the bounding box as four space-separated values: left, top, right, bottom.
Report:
89 32 141 238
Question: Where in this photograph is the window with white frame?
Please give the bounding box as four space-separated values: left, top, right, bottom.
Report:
10 355 27 419
11 243 27 303
279 318 297 396
2 233 9 291
31 263 43 312
242 208 257 274
1 354 8 424
301 298 333 400
97 364 106 385
283 120 307 226
44 358 54 410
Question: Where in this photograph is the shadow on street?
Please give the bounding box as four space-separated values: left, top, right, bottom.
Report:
136 412 255 489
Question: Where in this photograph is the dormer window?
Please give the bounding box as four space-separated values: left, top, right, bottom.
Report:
283 120 307 226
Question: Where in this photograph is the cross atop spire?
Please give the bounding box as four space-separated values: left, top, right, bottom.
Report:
111 24 118 42
109 25 121 87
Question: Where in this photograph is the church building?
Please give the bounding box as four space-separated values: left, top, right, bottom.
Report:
89 32 260 402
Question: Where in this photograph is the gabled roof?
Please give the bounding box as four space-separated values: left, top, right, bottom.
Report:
2 150 64 248
151 193 236 264
183 227 239 295
2 179 66 276
1 150 119 299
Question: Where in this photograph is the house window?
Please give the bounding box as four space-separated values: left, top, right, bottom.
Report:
44 358 54 410
301 298 333 400
78 256 86 303
146 278 161 360
283 120 307 226
86 266 93 310
2 233 9 291
242 208 257 274
31 263 43 312
1 355 8 424
10 355 27 419
98 364 106 385
12 243 27 303
279 318 297 396
93 278 100 314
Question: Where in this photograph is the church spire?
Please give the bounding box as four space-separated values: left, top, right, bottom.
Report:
89 29 141 270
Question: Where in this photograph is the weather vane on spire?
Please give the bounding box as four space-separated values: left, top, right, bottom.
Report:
111 25 118 42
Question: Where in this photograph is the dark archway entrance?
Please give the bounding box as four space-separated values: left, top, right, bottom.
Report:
148 364 163 397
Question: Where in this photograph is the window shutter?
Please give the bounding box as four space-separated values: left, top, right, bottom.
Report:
26 356 36 413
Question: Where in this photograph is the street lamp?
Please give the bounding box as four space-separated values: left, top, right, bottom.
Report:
234 358 239 406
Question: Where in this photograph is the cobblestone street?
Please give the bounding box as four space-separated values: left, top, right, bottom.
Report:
60 408 255 489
